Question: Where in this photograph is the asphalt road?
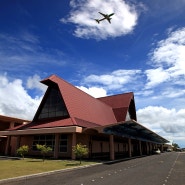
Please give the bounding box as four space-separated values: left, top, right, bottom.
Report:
2 152 185 185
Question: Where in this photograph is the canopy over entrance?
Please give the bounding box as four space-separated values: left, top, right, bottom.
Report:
87 120 169 144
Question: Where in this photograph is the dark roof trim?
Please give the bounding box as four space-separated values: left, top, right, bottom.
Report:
0 115 30 123
85 120 169 144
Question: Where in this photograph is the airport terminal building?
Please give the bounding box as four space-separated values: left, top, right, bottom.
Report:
0 75 168 160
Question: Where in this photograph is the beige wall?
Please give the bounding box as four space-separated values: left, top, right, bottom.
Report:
7 132 159 159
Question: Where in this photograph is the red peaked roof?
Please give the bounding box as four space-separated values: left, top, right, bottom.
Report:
98 93 134 108
40 75 117 127
9 75 137 131
98 93 137 122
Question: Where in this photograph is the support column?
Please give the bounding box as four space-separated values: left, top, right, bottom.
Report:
72 133 76 160
109 135 114 161
160 144 164 153
9 122 15 129
139 140 142 156
146 142 149 155
148 142 151 155
54 133 60 159
14 136 21 156
128 138 132 158
150 142 153 154
5 136 11 155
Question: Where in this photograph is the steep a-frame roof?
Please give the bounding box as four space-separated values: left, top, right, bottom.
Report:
2 75 168 144
33 74 117 127
98 93 137 122
8 75 138 131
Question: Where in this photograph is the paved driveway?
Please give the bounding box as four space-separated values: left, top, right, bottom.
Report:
1 152 185 185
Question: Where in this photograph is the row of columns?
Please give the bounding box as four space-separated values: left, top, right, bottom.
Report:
6 133 163 160
109 135 163 161
53 133 134 160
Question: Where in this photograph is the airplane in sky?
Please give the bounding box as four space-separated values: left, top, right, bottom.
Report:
95 12 114 24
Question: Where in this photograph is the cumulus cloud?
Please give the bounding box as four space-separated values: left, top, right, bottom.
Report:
77 86 107 98
0 74 43 120
146 27 185 89
83 69 142 91
160 88 185 98
145 67 170 89
61 0 144 40
27 74 47 93
137 106 185 146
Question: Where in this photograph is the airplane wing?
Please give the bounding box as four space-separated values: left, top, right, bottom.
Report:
109 13 114 17
99 12 106 17
96 12 114 24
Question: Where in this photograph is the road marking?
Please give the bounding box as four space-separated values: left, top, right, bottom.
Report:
163 153 180 185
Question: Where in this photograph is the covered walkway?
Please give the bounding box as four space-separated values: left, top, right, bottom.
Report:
84 119 168 160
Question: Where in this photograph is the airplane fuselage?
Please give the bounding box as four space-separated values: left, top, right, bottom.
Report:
95 12 114 24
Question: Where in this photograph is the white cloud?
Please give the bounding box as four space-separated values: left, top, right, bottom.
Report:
161 88 185 98
83 69 142 90
146 27 185 89
137 106 185 147
0 74 43 120
77 86 107 98
61 0 143 40
145 67 170 89
27 74 47 93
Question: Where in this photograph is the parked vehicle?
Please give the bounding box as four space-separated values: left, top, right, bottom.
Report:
153 148 161 154
166 148 172 152
176 148 182 152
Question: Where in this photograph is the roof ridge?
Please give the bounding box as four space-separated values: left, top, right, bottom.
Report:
98 92 133 99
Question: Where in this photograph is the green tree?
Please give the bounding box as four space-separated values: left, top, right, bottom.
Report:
16 145 29 159
72 143 89 164
36 144 52 162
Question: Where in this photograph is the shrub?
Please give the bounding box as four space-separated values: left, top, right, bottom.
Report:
72 143 89 164
16 145 29 159
36 144 52 161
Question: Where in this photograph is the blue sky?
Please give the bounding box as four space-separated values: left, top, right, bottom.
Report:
0 0 185 147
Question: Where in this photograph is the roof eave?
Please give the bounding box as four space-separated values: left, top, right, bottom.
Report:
0 126 83 136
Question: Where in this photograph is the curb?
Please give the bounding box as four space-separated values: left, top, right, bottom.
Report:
0 155 146 184
0 162 102 184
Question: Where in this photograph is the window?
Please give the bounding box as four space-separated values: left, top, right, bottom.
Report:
32 134 55 151
59 135 68 153
38 87 69 120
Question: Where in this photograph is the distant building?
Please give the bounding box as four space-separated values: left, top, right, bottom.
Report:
0 75 168 160
0 115 29 155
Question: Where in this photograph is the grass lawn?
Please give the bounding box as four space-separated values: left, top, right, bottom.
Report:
0 158 98 180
